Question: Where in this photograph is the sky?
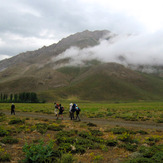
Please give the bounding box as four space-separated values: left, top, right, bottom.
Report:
0 0 163 62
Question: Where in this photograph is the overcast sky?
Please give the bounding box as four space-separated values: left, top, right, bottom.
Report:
0 0 163 61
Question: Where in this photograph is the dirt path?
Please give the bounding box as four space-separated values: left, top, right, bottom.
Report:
2 110 163 130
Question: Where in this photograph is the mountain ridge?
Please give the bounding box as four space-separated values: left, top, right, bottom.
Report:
0 30 163 102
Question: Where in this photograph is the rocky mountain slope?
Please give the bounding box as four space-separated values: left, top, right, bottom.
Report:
0 30 163 101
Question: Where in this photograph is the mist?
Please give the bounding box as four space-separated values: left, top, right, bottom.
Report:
54 31 163 67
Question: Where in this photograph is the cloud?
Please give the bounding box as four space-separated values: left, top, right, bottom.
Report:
0 0 145 60
54 31 163 66
0 54 11 61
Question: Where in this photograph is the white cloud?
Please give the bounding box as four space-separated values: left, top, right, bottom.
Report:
0 0 163 62
55 31 163 66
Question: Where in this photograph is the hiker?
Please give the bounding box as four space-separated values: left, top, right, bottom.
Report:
69 103 73 120
11 103 15 115
71 103 76 120
54 102 59 116
57 104 64 120
75 104 81 121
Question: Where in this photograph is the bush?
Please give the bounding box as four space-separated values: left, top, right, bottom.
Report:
117 132 132 142
35 123 48 134
60 153 75 163
0 126 9 137
89 129 103 136
106 140 118 146
110 127 128 134
0 146 10 162
48 124 63 131
136 130 148 135
120 143 138 152
58 143 72 153
22 140 57 163
1 136 19 144
87 122 97 127
8 118 25 125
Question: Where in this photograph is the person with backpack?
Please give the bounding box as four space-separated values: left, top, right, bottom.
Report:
69 103 73 120
71 103 76 120
11 103 15 115
54 102 59 117
57 104 64 120
75 104 81 121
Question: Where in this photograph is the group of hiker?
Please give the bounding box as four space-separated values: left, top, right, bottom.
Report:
54 102 81 121
10 102 81 121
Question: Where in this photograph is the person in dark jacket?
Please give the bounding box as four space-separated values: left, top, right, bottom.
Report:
57 104 64 120
11 103 15 115
75 104 81 121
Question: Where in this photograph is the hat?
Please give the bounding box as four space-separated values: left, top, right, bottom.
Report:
70 103 73 105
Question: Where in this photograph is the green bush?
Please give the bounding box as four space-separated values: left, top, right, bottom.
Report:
1 136 19 144
117 132 132 142
48 124 63 131
35 123 48 134
22 140 57 163
110 127 128 134
0 146 10 162
60 153 75 163
87 122 97 127
106 139 118 146
89 129 103 136
0 126 9 137
120 143 138 152
8 118 25 125
136 130 148 135
58 143 72 153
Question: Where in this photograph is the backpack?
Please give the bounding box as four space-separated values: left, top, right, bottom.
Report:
72 104 76 112
60 106 64 112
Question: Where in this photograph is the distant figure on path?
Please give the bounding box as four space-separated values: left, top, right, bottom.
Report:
69 103 73 120
75 104 81 121
57 104 64 120
54 102 59 117
11 103 15 115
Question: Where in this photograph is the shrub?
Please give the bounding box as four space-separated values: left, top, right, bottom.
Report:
73 145 86 154
87 122 97 127
106 139 118 146
48 124 63 131
1 136 19 144
89 129 103 136
78 131 90 138
0 146 10 162
8 118 25 125
120 143 138 152
136 130 148 135
110 127 128 134
57 130 78 138
117 132 132 142
22 140 57 163
0 126 9 137
58 143 72 153
60 153 75 163
35 123 48 134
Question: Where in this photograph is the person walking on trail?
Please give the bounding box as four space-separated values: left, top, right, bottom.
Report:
69 103 73 120
75 104 81 121
57 104 64 120
71 103 76 120
11 103 15 115
54 102 59 117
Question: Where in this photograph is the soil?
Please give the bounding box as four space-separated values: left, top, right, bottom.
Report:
2 110 163 130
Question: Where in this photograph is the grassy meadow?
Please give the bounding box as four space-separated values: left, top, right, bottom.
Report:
0 101 163 123
0 101 163 162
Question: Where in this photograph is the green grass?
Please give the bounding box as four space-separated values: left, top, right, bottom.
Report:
0 101 163 122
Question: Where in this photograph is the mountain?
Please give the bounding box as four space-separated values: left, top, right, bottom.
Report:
0 30 163 102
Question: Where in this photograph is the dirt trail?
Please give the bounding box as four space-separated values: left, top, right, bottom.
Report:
2 110 163 130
